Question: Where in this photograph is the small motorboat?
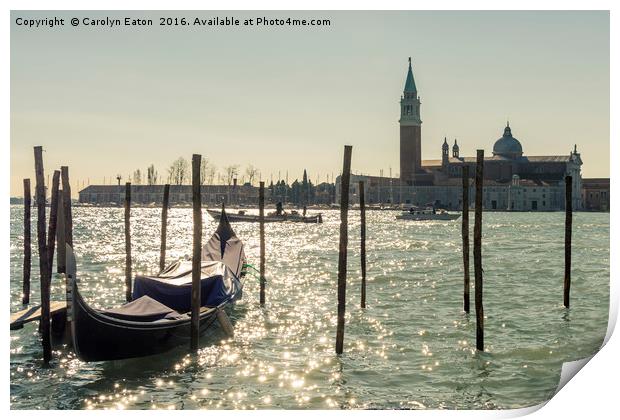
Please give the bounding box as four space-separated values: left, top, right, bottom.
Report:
396 207 461 221
69 208 246 362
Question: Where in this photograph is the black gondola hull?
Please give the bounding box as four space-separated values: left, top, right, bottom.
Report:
71 280 239 362
207 209 322 223
69 206 245 362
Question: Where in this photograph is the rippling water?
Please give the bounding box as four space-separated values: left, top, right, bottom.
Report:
9 206 609 409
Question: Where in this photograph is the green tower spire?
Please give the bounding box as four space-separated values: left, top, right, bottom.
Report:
404 57 417 93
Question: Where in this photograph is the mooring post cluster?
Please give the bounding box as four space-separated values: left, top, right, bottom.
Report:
458 151 574 353
28 147 76 364
457 150 485 352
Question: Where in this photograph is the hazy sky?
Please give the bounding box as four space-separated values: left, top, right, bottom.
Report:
10 11 609 196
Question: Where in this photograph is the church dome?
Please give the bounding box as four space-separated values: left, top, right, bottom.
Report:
492 123 523 159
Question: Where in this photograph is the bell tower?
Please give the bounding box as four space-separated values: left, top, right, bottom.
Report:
399 57 422 185
442 137 449 169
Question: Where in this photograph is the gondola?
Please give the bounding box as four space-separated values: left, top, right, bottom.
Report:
69 208 246 362
207 209 322 224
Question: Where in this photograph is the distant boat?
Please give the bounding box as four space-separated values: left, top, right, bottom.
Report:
70 208 245 362
207 209 322 224
396 207 461 221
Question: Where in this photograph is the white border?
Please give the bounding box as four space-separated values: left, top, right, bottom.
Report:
3 1 617 418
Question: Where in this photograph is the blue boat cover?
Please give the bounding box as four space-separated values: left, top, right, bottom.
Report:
132 260 241 313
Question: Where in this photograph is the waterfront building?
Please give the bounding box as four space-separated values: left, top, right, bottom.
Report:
78 183 260 206
581 178 610 211
337 58 584 211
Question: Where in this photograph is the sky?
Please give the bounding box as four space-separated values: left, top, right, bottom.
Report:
10 10 609 196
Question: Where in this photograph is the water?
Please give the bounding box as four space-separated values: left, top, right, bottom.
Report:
9 206 609 409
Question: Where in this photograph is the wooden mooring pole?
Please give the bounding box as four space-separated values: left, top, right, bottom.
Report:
159 184 170 273
60 167 74 336
190 154 202 352
336 145 352 355
44 171 60 362
47 171 61 283
359 180 367 309
462 166 470 313
474 150 484 352
22 179 31 305
34 146 51 364
259 181 266 306
61 167 73 248
564 175 573 308
124 182 132 302
56 192 66 273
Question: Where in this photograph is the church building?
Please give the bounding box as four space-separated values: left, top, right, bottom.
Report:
338 58 583 211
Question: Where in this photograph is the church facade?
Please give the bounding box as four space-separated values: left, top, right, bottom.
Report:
337 58 583 211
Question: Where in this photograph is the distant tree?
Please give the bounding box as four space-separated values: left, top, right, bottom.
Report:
224 165 240 185
274 179 292 204
168 157 189 185
205 163 216 185
200 158 208 185
199 158 217 185
133 169 142 185
245 165 259 186
147 164 159 185
291 179 301 205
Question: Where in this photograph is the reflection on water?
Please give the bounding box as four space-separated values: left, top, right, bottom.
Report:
9 207 609 409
